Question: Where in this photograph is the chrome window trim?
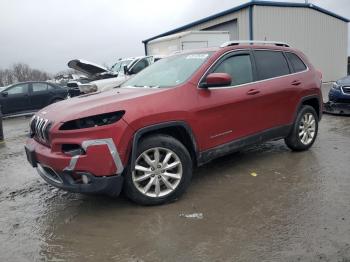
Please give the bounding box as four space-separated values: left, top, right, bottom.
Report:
197 48 309 90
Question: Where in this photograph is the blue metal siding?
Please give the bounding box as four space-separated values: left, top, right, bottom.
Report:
142 1 349 44
249 5 253 41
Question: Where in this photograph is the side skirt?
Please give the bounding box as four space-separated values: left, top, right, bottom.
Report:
197 125 292 166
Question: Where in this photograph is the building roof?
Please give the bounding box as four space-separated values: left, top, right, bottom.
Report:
143 1 349 44
148 30 230 44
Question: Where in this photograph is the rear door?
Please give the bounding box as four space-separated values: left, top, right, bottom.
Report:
30 82 51 109
252 50 300 129
196 50 265 150
1 83 30 114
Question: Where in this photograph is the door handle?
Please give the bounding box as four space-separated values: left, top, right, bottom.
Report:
246 89 260 95
291 80 301 86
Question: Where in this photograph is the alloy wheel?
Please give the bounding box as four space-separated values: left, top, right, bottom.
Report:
132 147 183 198
298 113 316 145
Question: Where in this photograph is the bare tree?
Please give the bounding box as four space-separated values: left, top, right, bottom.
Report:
0 63 52 86
0 69 15 86
12 63 31 82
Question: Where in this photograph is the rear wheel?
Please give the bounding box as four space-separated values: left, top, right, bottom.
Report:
124 134 192 205
285 105 318 151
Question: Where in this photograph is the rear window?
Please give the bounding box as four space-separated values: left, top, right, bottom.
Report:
254 50 290 80
285 52 307 72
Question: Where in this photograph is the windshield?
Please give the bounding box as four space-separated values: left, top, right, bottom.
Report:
111 60 133 73
121 52 213 88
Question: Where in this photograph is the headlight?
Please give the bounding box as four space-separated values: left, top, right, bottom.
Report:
60 111 125 130
332 82 341 90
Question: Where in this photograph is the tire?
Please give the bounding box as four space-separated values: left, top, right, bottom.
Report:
285 105 318 151
124 134 193 205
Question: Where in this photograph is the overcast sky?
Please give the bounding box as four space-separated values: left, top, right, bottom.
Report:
0 0 349 73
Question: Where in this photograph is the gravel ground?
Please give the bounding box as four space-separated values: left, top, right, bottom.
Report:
0 111 349 262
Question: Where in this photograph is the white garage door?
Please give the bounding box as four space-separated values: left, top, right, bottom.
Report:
203 19 238 40
182 41 208 50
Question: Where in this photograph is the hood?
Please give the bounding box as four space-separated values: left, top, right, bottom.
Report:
68 59 109 76
37 87 166 123
336 75 350 85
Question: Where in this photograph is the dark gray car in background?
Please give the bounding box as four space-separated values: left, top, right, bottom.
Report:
0 81 67 116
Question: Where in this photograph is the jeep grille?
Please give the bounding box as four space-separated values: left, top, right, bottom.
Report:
30 116 52 145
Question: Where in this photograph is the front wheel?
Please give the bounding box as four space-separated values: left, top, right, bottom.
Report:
285 105 319 151
124 134 192 205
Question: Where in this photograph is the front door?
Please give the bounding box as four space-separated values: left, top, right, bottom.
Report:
1 83 30 114
195 51 263 150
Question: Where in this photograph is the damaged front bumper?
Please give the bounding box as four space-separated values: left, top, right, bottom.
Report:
25 137 125 196
36 164 123 196
323 101 350 115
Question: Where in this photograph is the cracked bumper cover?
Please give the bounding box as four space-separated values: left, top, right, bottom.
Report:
37 164 123 195
323 101 350 115
25 137 125 196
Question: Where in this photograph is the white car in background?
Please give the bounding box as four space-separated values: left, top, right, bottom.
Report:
67 55 163 94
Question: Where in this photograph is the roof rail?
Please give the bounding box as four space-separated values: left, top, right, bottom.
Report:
220 40 290 48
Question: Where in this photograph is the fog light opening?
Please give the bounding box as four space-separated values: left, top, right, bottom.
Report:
82 174 90 184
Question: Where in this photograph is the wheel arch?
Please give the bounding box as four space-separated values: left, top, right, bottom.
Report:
296 95 322 121
130 121 199 171
49 96 64 104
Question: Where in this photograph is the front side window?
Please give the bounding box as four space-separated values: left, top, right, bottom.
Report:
111 60 133 73
212 54 253 86
32 83 48 92
122 52 213 88
285 52 307 73
7 84 29 95
130 58 150 74
254 50 290 80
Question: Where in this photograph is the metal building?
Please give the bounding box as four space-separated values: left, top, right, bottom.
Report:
142 1 349 82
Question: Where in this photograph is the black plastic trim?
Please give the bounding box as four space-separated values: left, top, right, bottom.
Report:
197 125 292 166
295 95 322 121
130 121 199 171
37 168 123 196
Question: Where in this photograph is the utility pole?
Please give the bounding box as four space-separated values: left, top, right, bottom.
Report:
0 105 4 142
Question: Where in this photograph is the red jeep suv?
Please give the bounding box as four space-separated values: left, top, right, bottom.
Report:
25 41 323 205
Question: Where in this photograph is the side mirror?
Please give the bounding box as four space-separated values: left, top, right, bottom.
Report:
199 73 232 88
1 91 8 97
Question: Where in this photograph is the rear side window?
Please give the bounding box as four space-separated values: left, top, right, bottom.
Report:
285 52 307 72
32 83 48 92
254 50 290 80
212 54 253 86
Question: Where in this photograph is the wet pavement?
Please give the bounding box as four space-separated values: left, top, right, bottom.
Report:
0 114 350 262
